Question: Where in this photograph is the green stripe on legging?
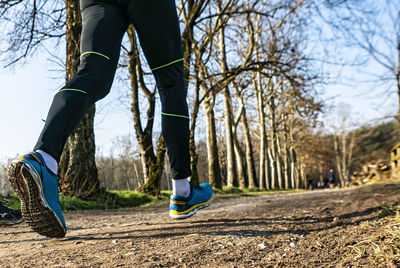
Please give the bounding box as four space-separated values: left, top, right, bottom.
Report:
161 112 189 119
58 88 87 94
151 58 184 71
80 51 110 60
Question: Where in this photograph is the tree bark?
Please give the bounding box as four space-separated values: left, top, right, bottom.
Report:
255 74 267 190
287 113 297 189
283 129 290 189
275 132 283 189
240 108 258 188
222 86 238 187
233 129 247 189
188 83 200 185
140 136 166 195
397 72 400 122
218 16 238 188
268 147 276 189
203 96 222 189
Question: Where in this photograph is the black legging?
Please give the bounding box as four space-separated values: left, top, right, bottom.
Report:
34 0 191 180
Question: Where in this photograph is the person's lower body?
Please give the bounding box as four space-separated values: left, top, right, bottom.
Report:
8 0 213 237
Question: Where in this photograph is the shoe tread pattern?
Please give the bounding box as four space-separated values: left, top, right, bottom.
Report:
7 160 66 238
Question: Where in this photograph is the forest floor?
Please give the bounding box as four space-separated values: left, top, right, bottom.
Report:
1 181 400 267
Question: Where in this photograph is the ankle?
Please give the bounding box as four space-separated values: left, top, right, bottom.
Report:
36 150 58 174
172 178 191 198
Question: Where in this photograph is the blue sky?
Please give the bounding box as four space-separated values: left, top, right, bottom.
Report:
0 57 136 160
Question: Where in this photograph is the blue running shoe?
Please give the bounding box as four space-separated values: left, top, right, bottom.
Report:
169 183 214 219
7 152 67 238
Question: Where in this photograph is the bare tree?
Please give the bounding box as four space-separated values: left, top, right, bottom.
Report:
316 0 400 121
331 103 356 187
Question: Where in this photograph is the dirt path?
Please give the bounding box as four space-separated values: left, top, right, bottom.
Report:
1 183 400 267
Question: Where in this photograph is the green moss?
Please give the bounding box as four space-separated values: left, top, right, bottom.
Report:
59 195 99 212
107 190 167 209
93 189 170 210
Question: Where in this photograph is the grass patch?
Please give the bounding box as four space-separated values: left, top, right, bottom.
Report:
60 195 99 212
344 202 400 266
96 190 169 210
0 194 20 210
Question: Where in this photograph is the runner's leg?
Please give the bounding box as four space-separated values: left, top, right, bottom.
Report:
126 0 191 180
34 1 129 162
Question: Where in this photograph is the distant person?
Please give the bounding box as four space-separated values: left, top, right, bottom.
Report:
345 174 351 187
7 0 213 238
328 169 335 188
0 198 23 226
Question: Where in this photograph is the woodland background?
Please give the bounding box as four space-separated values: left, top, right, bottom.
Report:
0 0 399 199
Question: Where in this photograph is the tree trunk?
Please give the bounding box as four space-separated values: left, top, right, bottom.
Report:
333 135 344 186
256 76 267 190
283 131 290 189
218 20 237 188
275 134 283 189
59 0 100 199
287 114 297 189
188 81 201 186
140 136 166 195
341 133 346 186
203 97 222 189
189 129 199 185
223 87 238 187
268 95 282 189
233 133 247 189
241 109 258 188
268 147 276 189
290 157 296 189
300 163 306 189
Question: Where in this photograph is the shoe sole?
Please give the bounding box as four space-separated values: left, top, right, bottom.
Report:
169 194 214 219
7 160 66 238
0 218 24 226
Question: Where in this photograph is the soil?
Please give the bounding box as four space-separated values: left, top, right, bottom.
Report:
1 182 400 267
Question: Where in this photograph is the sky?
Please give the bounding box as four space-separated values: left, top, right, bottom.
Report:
0 57 136 161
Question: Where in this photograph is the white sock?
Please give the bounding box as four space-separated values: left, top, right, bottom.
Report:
36 150 58 175
172 178 191 198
